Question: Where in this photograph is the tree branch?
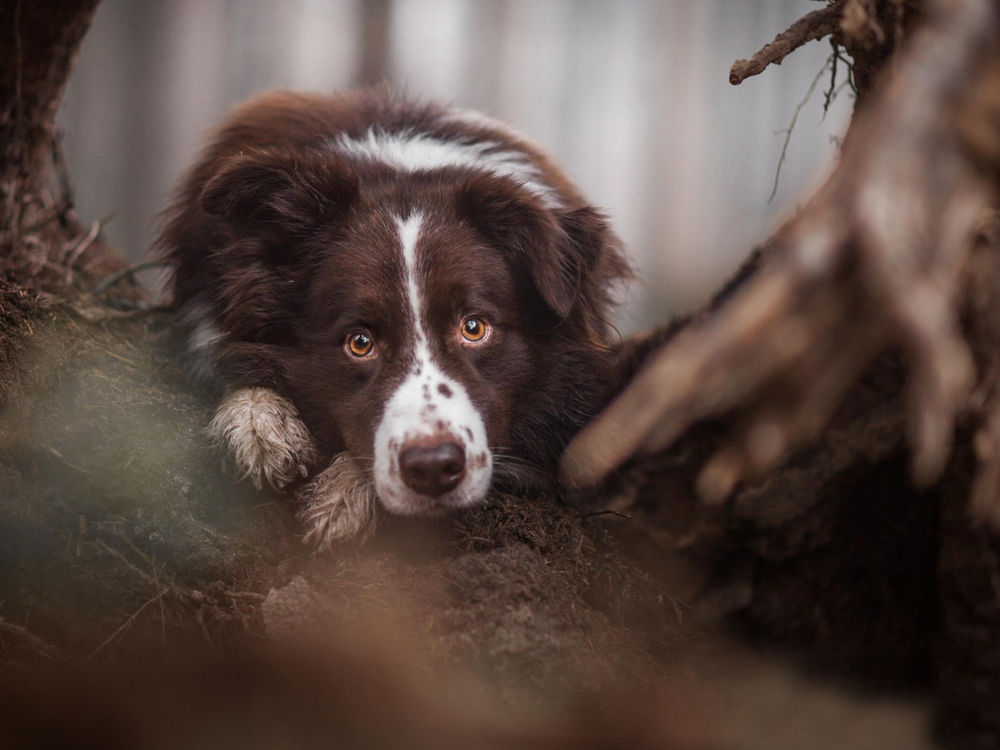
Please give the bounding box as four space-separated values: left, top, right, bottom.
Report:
729 1 844 86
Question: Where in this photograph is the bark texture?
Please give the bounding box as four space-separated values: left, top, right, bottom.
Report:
1 0 128 290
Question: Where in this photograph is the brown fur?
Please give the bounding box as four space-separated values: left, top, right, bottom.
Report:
157 88 631 523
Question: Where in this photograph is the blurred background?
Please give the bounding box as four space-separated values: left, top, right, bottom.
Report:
58 0 852 329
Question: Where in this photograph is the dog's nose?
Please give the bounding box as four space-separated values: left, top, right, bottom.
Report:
399 441 466 497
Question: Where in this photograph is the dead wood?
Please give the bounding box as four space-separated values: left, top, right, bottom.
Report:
729 1 844 86
564 0 1000 527
729 0 923 101
1 0 133 295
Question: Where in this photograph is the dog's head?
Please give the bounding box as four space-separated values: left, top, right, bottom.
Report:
172 95 629 517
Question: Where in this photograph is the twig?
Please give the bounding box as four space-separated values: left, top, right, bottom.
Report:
97 540 155 585
112 529 158 571
822 39 844 116
224 590 267 602
64 220 101 282
826 79 853 123
847 54 859 95
583 509 633 521
769 55 832 203
84 591 166 661
39 443 91 475
729 1 843 85
94 260 168 293
0 616 63 659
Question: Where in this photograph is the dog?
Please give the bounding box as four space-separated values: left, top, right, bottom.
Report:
158 88 630 547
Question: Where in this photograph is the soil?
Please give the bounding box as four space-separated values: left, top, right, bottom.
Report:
0 299 940 749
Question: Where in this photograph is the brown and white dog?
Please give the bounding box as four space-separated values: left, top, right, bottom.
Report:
158 89 629 547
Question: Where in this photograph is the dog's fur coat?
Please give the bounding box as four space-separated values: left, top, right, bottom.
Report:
158 89 629 547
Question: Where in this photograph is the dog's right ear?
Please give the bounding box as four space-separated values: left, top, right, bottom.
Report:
200 148 358 235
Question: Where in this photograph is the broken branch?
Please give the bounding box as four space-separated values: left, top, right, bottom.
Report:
729 1 844 85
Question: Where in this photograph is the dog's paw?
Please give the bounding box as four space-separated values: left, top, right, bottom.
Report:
297 454 377 550
208 387 318 490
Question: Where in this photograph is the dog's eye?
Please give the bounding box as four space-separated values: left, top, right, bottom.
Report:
460 317 489 343
346 330 374 357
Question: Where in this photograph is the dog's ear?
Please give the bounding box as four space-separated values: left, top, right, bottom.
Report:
456 174 627 318
555 203 631 316
200 148 358 236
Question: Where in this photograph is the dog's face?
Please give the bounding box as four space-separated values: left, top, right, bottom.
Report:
200 151 595 516
284 196 539 516
162 91 631 536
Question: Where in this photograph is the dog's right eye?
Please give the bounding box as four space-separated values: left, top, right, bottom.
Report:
345 330 374 357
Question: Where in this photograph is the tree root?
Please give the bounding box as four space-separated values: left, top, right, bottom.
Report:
564 0 1000 529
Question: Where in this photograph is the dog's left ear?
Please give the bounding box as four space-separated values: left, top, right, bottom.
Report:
457 175 627 318
200 147 359 237
554 204 630 316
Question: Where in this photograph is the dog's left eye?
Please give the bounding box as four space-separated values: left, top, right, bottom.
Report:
346 330 375 357
460 317 489 343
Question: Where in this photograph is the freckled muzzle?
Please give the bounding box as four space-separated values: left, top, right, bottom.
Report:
372 367 492 516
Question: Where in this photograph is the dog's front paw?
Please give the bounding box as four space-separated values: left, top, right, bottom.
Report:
297 454 377 550
208 387 318 489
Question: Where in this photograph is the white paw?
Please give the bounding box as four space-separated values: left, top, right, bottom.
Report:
208 387 318 490
297 454 377 550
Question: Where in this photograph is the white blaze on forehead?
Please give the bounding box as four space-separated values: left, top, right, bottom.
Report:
397 213 425 339
331 128 562 209
372 212 492 515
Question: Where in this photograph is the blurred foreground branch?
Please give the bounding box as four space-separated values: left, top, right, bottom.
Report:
563 0 1000 528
